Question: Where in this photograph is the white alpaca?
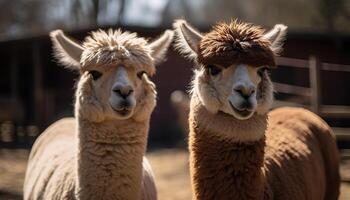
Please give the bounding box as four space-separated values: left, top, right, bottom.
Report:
23 28 173 200
174 19 340 200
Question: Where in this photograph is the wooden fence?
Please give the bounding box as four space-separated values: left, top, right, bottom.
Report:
274 56 350 140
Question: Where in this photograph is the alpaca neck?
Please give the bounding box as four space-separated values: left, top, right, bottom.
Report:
189 94 268 200
75 117 149 200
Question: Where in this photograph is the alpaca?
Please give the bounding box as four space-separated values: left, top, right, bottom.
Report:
173 19 340 200
23 28 174 200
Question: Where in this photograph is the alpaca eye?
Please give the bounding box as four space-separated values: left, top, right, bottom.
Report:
137 71 146 79
207 65 222 76
88 70 102 80
258 67 269 77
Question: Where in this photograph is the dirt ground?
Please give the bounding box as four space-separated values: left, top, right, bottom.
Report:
0 148 349 200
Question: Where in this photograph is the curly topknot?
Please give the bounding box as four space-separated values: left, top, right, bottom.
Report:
198 20 276 68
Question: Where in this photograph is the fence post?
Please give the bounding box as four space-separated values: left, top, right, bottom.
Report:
309 56 322 114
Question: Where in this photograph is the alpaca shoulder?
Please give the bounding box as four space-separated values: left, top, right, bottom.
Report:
27 118 75 162
266 107 337 155
263 107 338 200
24 118 77 200
268 107 332 132
266 107 335 150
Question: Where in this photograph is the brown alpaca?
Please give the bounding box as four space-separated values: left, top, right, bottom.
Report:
23 29 173 200
174 19 340 200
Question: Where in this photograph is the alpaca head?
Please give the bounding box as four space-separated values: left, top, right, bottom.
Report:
51 29 173 122
174 20 287 120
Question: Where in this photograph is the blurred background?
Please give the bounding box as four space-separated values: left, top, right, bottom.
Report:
0 0 350 199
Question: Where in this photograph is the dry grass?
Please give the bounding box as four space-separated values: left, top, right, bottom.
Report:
147 149 192 200
0 149 28 199
0 148 350 199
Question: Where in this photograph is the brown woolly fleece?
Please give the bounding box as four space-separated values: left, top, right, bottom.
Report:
189 95 340 200
197 21 276 68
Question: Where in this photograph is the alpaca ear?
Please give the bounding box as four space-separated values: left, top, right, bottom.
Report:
263 24 288 54
149 30 174 65
50 29 84 70
173 19 203 60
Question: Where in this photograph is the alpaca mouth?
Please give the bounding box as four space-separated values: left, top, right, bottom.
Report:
110 105 132 116
228 101 253 118
114 108 131 116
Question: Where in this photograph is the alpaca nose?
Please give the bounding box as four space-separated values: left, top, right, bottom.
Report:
234 84 255 99
113 84 134 99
